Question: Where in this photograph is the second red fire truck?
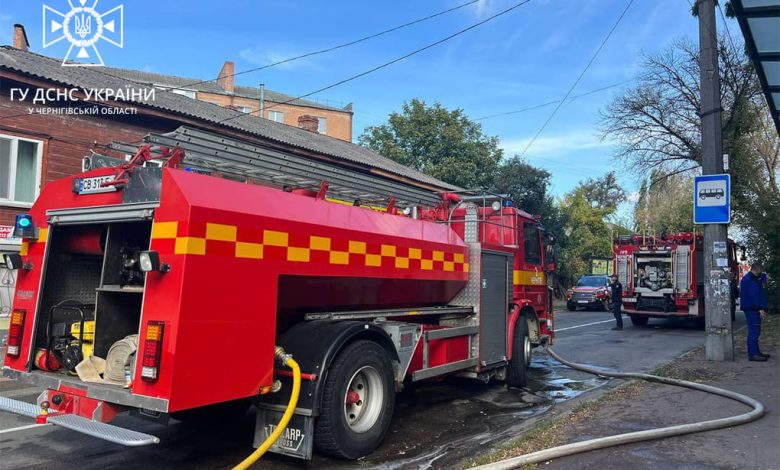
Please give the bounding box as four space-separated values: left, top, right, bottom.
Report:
1 127 555 461
613 232 742 326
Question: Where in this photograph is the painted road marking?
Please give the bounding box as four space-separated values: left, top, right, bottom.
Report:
555 316 628 332
0 423 51 435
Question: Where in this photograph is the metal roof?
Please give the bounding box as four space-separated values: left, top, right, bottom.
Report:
100 67 351 112
0 46 456 191
731 0 780 135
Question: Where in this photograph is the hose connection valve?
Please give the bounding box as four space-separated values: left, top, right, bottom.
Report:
274 346 294 367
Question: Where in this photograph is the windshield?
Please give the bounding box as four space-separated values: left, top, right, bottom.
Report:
577 276 607 287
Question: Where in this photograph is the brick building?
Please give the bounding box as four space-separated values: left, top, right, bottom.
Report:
101 61 355 142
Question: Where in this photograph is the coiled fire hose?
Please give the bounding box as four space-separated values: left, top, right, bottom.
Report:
234 348 301 470
473 347 765 470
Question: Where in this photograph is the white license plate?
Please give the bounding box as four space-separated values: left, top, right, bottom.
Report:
577 300 589 304
622 297 636 303
78 175 117 194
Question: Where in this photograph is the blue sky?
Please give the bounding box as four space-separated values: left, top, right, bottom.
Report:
0 0 733 205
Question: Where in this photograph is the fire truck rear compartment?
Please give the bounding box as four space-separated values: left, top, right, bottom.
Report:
32 220 152 380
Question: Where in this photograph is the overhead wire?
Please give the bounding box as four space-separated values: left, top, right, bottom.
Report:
474 78 636 121
517 0 636 159
214 0 535 125
161 0 483 94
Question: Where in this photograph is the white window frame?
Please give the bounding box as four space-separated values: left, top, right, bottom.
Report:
268 110 285 123
317 116 327 134
237 106 253 114
0 133 44 209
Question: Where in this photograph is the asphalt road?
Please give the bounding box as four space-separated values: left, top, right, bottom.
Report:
0 308 745 469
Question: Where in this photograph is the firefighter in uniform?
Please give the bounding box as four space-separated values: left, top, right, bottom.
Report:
739 262 769 362
610 274 623 330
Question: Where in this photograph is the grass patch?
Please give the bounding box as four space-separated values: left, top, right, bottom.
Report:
461 381 642 469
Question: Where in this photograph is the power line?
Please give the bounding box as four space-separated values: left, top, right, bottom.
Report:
474 78 637 121
517 0 635 159
215 0 535 125
164 0 482 94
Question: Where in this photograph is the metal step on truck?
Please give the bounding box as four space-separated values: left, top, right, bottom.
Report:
1 127 555 461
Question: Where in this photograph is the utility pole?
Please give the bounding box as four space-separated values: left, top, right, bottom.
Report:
697 0 733 361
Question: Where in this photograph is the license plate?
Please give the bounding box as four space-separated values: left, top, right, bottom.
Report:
622 297 636 303
577 300 589 304
77 175 117 194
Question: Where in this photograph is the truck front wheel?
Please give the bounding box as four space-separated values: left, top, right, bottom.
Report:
630 315 649 326
506 317 529 388
314 340 395 459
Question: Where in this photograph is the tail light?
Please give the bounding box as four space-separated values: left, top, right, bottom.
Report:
7 309 26 358
141 321 165 382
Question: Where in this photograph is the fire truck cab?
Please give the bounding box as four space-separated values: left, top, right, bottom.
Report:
1 127 555 461
613 232 741 326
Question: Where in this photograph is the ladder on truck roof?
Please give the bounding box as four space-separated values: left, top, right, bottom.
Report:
110 126 444 207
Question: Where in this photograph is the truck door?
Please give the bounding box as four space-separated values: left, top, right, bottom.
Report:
480 251 510 367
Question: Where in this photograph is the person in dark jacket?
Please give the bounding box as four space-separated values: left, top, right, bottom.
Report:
739 262 769 362
609 274 623 330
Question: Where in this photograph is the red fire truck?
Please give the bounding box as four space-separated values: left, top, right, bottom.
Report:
1 127 554 461
613 232 742 326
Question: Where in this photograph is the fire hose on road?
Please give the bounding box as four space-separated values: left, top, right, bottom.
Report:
473 347 766 470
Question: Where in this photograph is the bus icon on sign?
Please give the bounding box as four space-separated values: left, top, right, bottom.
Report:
698 188 724 200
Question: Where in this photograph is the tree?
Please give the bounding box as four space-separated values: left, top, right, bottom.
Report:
358 99 503 189
556 187 614 287
492 156 554 216
580 171 626 212
601 35 779 310
633 170 695 235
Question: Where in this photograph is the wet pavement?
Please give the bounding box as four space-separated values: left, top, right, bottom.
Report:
0 308 735 469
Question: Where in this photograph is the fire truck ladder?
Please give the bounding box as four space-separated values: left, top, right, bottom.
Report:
111 126 444 208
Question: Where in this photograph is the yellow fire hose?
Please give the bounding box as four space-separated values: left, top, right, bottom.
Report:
234 349 301 470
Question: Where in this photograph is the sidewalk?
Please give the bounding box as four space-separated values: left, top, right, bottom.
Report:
555 316 779 469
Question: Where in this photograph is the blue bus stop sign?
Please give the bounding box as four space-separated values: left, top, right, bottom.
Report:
694 174 730 224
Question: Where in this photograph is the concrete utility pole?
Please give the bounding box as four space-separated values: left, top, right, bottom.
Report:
697 0 733 361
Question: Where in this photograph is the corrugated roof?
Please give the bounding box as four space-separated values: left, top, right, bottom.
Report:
101 66 351 112
0 46 456 190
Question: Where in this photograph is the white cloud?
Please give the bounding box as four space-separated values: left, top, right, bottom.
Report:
626 191 641 203
501 129 614 158
238 45 317 70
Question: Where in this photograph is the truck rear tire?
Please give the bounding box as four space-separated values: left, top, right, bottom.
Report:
314 340 395 459
630 315 649 327
507 317 529 389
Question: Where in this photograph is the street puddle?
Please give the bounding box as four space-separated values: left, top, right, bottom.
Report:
321 352 611 470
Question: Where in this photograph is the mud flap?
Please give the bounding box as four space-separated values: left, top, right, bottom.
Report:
254 407 314 460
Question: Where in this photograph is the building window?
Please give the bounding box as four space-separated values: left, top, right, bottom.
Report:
237 106 253 114
317 117 327 134
268 111 285 123
0 134 43 206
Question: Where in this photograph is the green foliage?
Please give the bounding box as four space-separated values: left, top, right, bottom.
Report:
358 99 503 190
580 172 626 212
633 170 695 235
492 156 554 216
556 186 615 287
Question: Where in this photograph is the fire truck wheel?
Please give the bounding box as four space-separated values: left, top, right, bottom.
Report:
629 315 649 327
506 317 529 388
314 340 395 459
566 302 577 312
